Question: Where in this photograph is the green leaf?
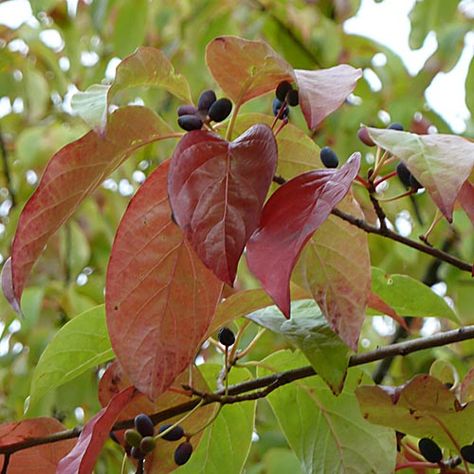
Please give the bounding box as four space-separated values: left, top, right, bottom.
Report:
71 84 109 130
112 0 148 57
258 351 396 474
371 267 459 322
248 300 350 394
263 448 303 474
176 365 256 474
466 57 474 115
28 305 114 411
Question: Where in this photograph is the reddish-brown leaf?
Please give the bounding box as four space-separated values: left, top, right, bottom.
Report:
5 106 173 311
57 386 136 474
367 292 408 330
106 160 222 400
246 153 361 318
295 65 362 130
0 418 75 473
168 125 277 285
458 180 474 225
206 36 294 104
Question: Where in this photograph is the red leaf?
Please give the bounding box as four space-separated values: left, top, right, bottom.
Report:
295 65 362 130
168 125 277 285
367 292 408 331
458 180 474 225
0 418 75 473
106 160 222 400
246 153 361 317
5 106 173 311
57 386 136 474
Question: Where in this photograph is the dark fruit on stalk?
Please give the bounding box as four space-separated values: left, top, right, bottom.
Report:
197 90 217 111
287 89 299 106
177 104 197 116
357 127 375 147
418 438 442 463
272 98 289 118
125 429 142 448
131 446 146 460
409 174 422 190
139 436 156 454
396 162 412 188
134 414 155 437
208 98 232 122
320 147 339 169
158 424 185 441
275 81 292 101
174 441 193 466
218 327 235 347
178 115 203 131
388 122 404 131
461 444 474 463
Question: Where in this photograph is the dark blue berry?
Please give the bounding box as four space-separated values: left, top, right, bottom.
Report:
461 444 474 463
178 114 203 131
388 123 404 131
177 104 197 116
174 441 193 466
396 162 412 188
418 438 442 463
134 414 155 437
287 89 299 106
320 147 339 169
275 81 292 101
272 98 289 119
158 424 185 441
218 327 235 347
208 98 232 122
197 90 217 111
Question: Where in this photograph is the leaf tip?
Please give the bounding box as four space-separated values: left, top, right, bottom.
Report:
1 257 22 315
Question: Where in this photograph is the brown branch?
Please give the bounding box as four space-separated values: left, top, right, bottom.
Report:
1 325 474 457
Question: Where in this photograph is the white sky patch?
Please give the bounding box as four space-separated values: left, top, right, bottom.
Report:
0 0 33 29
39 29 64 52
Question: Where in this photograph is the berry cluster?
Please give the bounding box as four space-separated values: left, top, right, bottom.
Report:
418 437 474 465
177 89 232 131
461 442 474 463
123 413 193 469
272 80 299 120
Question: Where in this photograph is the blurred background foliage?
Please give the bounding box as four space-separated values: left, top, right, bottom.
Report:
0 0 473 471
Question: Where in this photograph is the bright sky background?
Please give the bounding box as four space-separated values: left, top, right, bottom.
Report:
0 0 473 132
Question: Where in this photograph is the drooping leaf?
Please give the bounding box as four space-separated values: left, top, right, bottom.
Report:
293 196 370 349
206 36 294 105
367 292 408 329
458 180 474 225
294 65 362 130
173 365 255 474
248 299 350 394
168 125 277 285
108 46 193 104
258 351 396 474
356 374 474 449
28 305 113 411
106 160 222 400
246 153 361 318
371 267 459 322
5 106 173 311
57 386 137 474
0 418 75 473
460 368 474 404
367 127 474 221
70 84 109 131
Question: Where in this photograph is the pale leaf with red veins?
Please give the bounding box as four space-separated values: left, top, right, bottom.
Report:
0 418 75 473
368 127 474 222
168 125 277 286
4 106 173 312
106 160 222 400
57 387 137 474
247 153 361 319
295 65 362 130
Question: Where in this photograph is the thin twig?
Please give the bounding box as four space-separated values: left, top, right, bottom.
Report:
1 325 474 457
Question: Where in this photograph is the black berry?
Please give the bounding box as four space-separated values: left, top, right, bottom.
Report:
134 414 155 437
174 441 193 466
178 114 203 132
275 81 292 101
139 436 156 454
287 89 299 107
218 327 235 347
409 173 422 190
131 446 146 460
124 429 142 448
357 127 375 147
177 104 197 116
158 424 185 441
418 437 442 463
208 98 232 122
320 147 339 169
388 122 404 131
461 444 474 463
272 98 289 119
197 90 217 111
396 162 412 188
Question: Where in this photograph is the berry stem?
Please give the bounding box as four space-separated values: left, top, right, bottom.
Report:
120 452 128 474
419 209 443 246
186 406 223 438
225 77 254 141
274 117 288 137
224 346 229 396
355 175 370 188
235 328 266 361
377 189 416 202
371 149 390 181
374 170 397 187
395 461 440 471
271 100 288 130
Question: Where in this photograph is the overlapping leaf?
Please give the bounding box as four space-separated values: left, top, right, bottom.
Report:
28 305 114 411
258 351 396 474
248 299 350 394
0 418 75 473
368 127 474 221
294 66 362 130
106 160 222 400
356 374 474 449
4 106 173 311
458 180 474 225
247 153 361 318
168 125 277 285
70 84 109 131
293 196 370 350
57 386 137 474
